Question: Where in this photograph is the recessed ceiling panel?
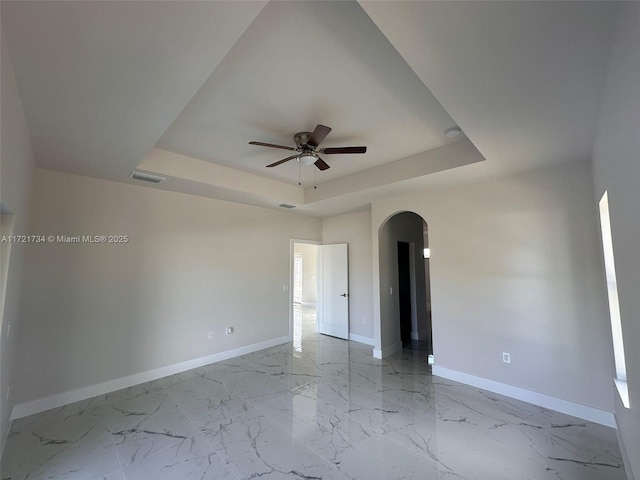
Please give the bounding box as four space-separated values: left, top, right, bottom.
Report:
156 0 459 185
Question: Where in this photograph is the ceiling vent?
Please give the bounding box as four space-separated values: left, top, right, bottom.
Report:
131 171 166 184
279 203 296 209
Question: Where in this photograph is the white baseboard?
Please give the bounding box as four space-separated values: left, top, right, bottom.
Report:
10 335 292 421
373 341 403 359
349 333 375 346
432 366 616 428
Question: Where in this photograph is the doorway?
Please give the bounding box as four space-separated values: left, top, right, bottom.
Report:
291 242 318 351
377 212 432 357
397 242 412 347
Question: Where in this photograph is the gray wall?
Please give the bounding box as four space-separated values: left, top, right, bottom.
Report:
322 209 373 341
15 169 321 405
0 32 35 453
591 3 640 477
372 160 614 412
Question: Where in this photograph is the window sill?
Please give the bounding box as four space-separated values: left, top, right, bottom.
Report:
615 379 630 409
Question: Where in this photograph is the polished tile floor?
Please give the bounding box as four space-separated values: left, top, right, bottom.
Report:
2 307 627 479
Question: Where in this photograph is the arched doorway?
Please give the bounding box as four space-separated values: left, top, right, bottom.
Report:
376 211 432 358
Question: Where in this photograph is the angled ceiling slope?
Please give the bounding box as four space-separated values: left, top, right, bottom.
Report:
360 0 618 180
1 0 267 180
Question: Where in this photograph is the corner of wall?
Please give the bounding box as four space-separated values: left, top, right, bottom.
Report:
615 419 637 480
0 30 37 457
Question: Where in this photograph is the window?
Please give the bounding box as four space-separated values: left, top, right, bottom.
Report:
598 191 629 408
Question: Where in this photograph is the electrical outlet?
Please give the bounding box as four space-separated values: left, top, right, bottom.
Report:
502 352 511 364
361 316 367 325
207 331 214 340
226 327 234 335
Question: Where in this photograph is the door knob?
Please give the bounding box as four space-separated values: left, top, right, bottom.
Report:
340 293 348 297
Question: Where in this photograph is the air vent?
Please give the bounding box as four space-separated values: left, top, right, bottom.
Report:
131 172 165 184
279 203 296 209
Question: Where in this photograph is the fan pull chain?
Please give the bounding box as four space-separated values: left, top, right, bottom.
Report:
314 166 317 189
298 160 301 186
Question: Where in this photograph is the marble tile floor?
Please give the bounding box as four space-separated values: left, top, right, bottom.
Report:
1 309 627 480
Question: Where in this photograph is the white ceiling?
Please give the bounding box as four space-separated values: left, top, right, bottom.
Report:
155 0 460 185
1 1 619 217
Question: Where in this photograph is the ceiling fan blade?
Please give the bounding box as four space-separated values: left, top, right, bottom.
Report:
266 155 298 168
321 146 367 155
249 141 295 151
314 157 330 171
307 124 332 147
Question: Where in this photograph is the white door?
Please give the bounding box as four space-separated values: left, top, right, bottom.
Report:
318 243 349 339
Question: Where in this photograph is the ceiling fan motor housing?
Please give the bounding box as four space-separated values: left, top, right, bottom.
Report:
294 132 314 149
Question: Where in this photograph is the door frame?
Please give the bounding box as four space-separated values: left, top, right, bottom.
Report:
289 239 321 338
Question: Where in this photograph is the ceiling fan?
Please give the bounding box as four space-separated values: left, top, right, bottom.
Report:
249 124 367 171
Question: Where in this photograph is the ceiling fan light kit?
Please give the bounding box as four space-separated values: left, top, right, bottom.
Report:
298 153 317 166
249 124 367 178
